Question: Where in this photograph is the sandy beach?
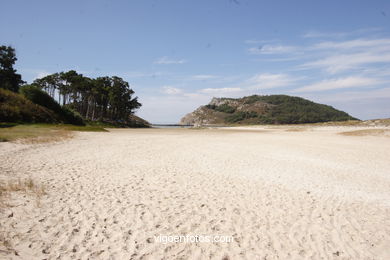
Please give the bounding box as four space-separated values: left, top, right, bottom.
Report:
1 126 390 259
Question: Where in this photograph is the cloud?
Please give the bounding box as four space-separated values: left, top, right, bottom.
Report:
248 45 296 55
293 76 382 93
312 38 390 50
191 74 218 80
297 37 390 74
302 28 382 39
123 71 165 78
154 56 187 65
302 52 390 74
162 86 182 95
302 31 348 39
248 73 299 89
199 87 243 94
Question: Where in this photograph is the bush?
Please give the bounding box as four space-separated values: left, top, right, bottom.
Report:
225 111 258 123
61 106 85 125
237 95 357 124
20 85 84 125
0 88 58 123
20 85 63 114
215 104 236 113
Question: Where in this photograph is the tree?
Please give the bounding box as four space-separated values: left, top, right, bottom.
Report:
33 71 142 124
0 45 24 92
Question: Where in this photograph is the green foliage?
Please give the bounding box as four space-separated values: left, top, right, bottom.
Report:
213 95 357 124
255 95 356 124
225 111 258 123
0 47 144 127
61 106 84 125
0 46 24 92
206 104 235 113
215 104 236 113
243 95 263 104
0 88 58 123
20 85 85 125
33 72 142 124
20 85 63 114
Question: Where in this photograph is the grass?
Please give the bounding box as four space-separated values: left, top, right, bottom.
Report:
0 178 46 198
339 129 390 137
0 177 46 254
0 123 107 143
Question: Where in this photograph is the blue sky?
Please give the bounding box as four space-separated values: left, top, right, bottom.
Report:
2 0 390 123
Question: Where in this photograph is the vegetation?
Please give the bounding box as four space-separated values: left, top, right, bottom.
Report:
32 71 142 124
20 85 84 125
226 111 258 123
0 46 23 92
0 45 148 127
202 95 358 125
215 104 236 113
0 124 107 143
0 88 59 123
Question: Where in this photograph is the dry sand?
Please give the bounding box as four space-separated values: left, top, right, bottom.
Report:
1 126 390 259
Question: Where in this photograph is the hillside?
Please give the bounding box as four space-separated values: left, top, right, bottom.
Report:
0 88 151 127
180 95 358 125
0 88 59 123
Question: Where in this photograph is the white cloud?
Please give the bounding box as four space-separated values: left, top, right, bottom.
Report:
199 87 243 94
123 71 165 78
293 76 382 93
154 56 186 65
162 86 182 95
248 45 296 55
297 37 390 74
319 87 390 102
302 28 382 39
302 52 390 74
312 38 390 50
302 31 348 39
248 73 299 89
191 74 218 80
245 40 262 44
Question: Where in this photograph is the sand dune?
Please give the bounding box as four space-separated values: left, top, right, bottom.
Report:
1 126 390 259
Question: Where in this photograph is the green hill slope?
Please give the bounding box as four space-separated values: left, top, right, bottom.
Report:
0 88 59 123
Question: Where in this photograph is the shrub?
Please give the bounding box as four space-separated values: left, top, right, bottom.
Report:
20 85 63 115
225 111 258 123
61 106 85 125
19 85 84 125
0 88 58 123
215 104 236 113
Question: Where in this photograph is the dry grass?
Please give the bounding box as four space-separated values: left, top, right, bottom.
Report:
18 129 73 144
0 177 46 255
339 129 390 137
0 177 46 207
285 127 309 132
0 123 107 143
0 125 71 143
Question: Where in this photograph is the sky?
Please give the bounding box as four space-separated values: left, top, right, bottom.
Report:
1 0 390 123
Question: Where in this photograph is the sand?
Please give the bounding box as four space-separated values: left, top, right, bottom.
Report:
1 126 390 259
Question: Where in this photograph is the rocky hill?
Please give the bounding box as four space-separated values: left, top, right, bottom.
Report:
180 95 358 125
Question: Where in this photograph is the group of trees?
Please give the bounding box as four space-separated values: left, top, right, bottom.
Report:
32 71 141 122
0 45 142 124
